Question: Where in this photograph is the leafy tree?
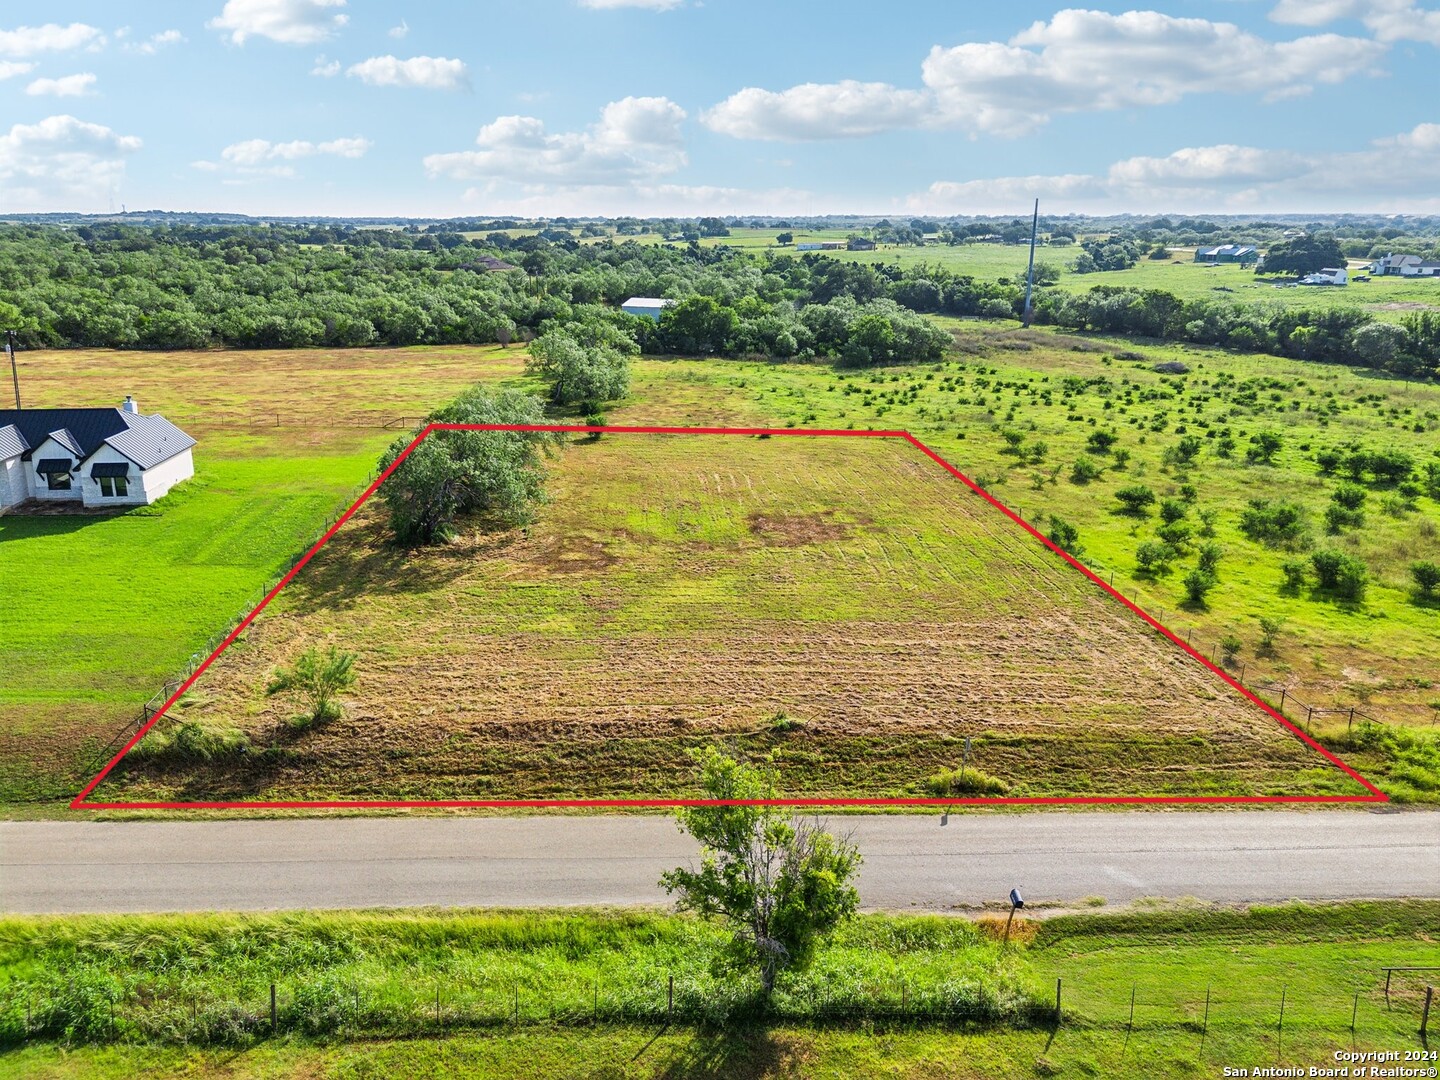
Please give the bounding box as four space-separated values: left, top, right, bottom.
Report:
1197 542 1224 575
775 232 794 246
660 748 861 998
1115 484 1156 517
1257 615 1286 655
1412 561 1440 599
1311 549 1368 600
1158 498 1188 525
1070 456 1102 483
1246 431 1283 465
1084 430 1119 455
1136 540 1177 575
1183 569 1218 605
378 388 564 545
1239 499 1310 548
525 326 632 409
1046 515 1082 556
266 646 357 726
1257 233 1345 277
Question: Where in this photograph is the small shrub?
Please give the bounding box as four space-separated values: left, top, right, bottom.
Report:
1220 634 1243 664
1046 515 1082 555
1114 484 1156 517
267 646 358 727
1311 550 1368 600
1069 456 1102 483
1197 542 1223 575
1412 561 1440 599
925 766 1010 797
1257 615 1286 656
1136 540 1177 575
1183 569 1218 605
1280 559 1310 592
1158 498 1188 524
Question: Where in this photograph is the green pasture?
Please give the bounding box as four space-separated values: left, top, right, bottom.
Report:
0 902 1434 1079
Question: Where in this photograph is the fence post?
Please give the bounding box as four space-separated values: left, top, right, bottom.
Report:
668 974 674 1022
270 983 277 1034
1055 978 1062 1026
1279 689 1287 712
1386 969 1393 1009
1422 985 1433 1039
1351 990 1359 1032
1348 707 1355 734
1277 986 1286 1062
1306 705 1314 733
513 984 519 1024
1200 985 1210 1057
1128 984 1135 1032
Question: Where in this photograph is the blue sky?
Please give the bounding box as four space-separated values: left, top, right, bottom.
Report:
2 0 1439 217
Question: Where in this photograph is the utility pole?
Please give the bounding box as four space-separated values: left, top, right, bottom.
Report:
5 330 19 410
1022 199 1040 327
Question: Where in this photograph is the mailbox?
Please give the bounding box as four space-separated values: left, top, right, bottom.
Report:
1009 888 1024 909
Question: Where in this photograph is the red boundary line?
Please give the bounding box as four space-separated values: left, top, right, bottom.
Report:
72 424 1387 811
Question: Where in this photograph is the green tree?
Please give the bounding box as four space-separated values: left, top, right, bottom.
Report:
1046 515 1082 556
525 326 632 409
1183 569 1218 605
378 388 564 545
1412 561 1440 599
660 748 861 998
1136 540 1177 575
266 645 357 726
1115 484 1156 517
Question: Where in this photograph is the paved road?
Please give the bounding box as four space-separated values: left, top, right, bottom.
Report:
2 811 1435 914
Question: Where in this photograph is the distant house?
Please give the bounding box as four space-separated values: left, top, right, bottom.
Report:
0 398 196 514
620 297 675 322
1194 244 1258 265
1408 262 1440 277
1369 253 1422 276
795 241 844 251
847 237 877 251
460 256 519 273
1300 267 1348 287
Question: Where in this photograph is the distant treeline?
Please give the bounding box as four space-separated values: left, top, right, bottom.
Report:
0 223 1434 378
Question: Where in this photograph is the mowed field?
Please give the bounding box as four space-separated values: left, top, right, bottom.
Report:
0 346 514 808
98 432 1361 803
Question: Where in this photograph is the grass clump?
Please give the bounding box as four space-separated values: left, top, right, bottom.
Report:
924 765 1010 797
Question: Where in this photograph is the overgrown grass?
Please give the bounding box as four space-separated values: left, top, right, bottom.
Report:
0 903 1435 1079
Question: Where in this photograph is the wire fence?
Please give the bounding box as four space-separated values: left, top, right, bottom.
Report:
4 969 1433 1050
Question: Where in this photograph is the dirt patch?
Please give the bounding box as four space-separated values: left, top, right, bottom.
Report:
748 511 852 546
527 536 617 573
1368 302 1440 312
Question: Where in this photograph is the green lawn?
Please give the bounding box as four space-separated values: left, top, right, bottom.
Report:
1 902 1434 1079
0 346 513 809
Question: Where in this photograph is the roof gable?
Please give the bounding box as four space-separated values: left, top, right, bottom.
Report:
0 409 129 462
0 424 29 461
105 412 196 469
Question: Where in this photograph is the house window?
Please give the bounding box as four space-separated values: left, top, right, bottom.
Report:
46 471 72 491
98 475 129 497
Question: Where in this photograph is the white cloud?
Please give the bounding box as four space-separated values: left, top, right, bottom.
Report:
387 19 409 38
579 0 685 9
218 135 372 166
705 9 1385 140
208 0 348 45
0 62 36 80
311 54 340 76
345 55 468 90
124 29 185 55
907 122 1440 214
703 81 929 140
425 96 687 184
0 22 104 56
24 73 97 97
0 114 141 211
1271 0 1440 45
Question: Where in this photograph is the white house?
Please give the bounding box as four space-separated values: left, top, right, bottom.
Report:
1370 253 1423 276
1402 261 1440 278
1300 267 1348 286
620 297 675 322
0 397 196 514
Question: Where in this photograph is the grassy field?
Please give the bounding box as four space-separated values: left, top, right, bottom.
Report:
97 429 1359 804
0 346 518 808
5 325 1437 809
1 902 1435 1079
636 227 1440 323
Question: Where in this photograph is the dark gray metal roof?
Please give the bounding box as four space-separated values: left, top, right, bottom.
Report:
0 408 195 469
35 458 72 474
0 424 26 461
90 461 130 478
